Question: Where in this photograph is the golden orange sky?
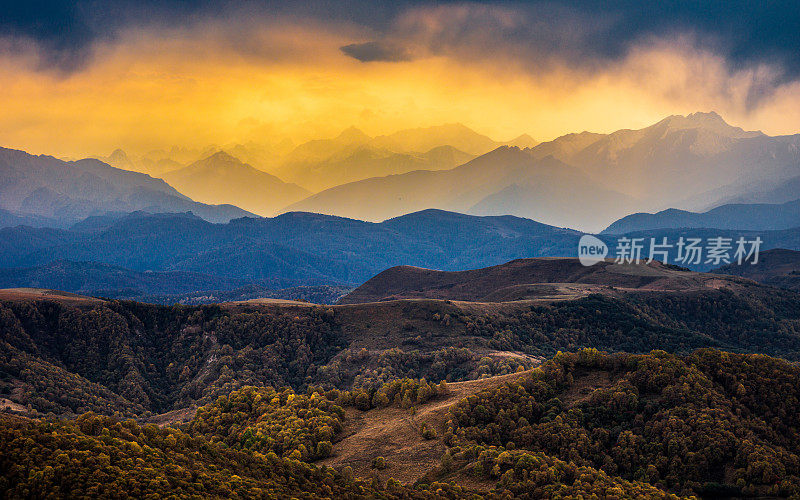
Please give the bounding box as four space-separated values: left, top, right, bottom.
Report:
1 12 799 159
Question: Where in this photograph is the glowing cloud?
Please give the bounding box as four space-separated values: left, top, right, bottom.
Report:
0 3 798 159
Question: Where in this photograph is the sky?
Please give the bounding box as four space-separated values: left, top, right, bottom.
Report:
2 0 800 158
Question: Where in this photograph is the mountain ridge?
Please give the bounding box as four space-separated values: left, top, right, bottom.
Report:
711 248 800 290
286 146 639 231
284 112 800 230
603 198 800 233
0 147 253 224
162 151 310 215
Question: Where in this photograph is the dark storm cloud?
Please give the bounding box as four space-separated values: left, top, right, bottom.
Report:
1 1 95 72
3 0 800 84
340 41 413 62
0 0 406 72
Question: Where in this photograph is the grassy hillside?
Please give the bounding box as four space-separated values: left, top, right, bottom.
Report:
338 258 751 304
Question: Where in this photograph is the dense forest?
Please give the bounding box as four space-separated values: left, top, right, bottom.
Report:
4 348 800 497
446 349 800 497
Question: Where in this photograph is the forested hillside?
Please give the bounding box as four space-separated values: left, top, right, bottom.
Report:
3 281 800 419
4 280 800 497
446 349 800 497
5 348 800 498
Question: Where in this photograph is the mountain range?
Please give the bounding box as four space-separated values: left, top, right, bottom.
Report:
284 112 800 231
97 148 183 177
0 210 581 289
270 123 502 191
287 148 637 231
98 123 505 186
0 147 254 224
96 146 219 176
4 209 800 300
4 111 800 298
80 111 800 233
275 144 475 192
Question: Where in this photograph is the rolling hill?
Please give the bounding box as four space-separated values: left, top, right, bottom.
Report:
712 248 800 290
3 262 800 497
162 151 309 216
337 258 748 304
2 269 800 420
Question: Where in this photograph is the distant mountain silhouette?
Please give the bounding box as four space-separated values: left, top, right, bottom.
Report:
224 139 295 172
98 148 185 176
101 123 499 194
603 199 800 233
503 134 539 149
162 151 309 216
271 124 494 190
369 123 499 156
0 208 62 228
0 209 581 285
275 145 474 192
283 126 373 165
4 208 800 292
694 174 800 209
535 111 767 202
0 147 254 225
287 146 638 231
283 112 800 230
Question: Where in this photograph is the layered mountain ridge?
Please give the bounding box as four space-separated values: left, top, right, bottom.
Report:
0 147 252 224
283 112 800 231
